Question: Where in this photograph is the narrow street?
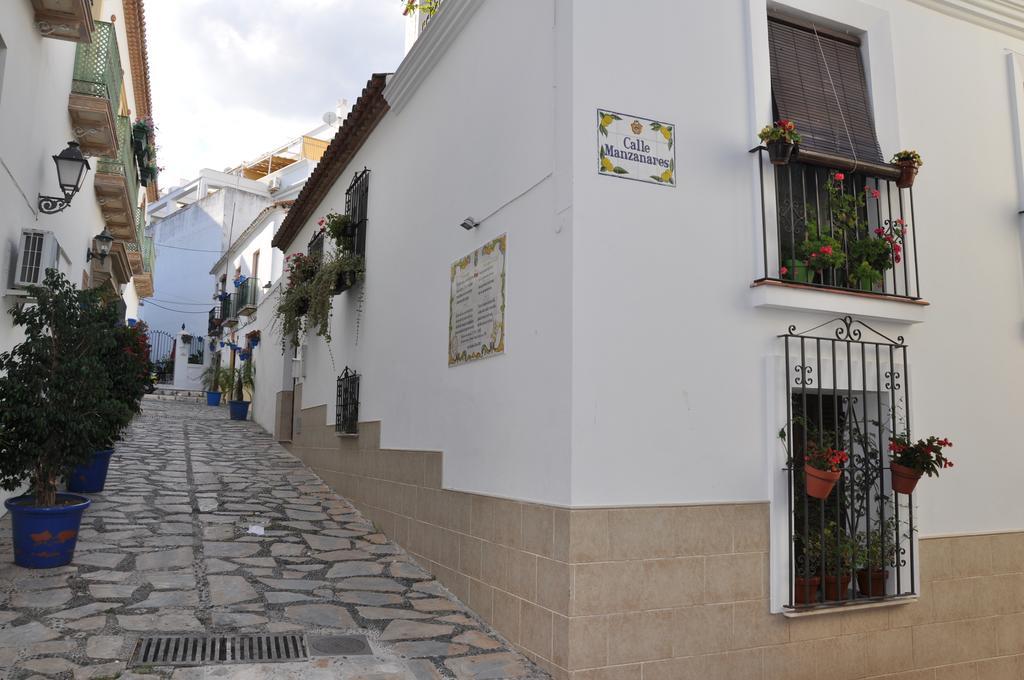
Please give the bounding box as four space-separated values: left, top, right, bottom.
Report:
0 399 546 680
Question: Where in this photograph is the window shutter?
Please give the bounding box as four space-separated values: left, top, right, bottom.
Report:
768 18 883 163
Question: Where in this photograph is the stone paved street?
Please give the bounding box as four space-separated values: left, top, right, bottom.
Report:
0 399 547 680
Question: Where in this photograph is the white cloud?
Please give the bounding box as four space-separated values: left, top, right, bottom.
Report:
144 0 406 187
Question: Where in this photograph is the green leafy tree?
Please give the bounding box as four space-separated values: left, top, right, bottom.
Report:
0 272 115 506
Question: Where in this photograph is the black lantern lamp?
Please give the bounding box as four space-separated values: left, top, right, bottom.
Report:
86 228 115 263
38 141 91 214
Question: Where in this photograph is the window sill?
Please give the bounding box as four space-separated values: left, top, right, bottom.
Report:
336 432 358 439
751 279 929 325
782 594 917 618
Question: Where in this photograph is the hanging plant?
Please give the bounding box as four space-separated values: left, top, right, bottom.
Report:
273 229 365 349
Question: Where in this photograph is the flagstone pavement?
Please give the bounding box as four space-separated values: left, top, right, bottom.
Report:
0 399 548 680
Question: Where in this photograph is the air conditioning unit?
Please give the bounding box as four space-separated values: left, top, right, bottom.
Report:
268 177 282 193
14 229 63 288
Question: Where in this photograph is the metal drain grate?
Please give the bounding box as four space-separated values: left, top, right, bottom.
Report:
130 634 308 667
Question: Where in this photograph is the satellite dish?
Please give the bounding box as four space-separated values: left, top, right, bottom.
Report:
322 111 338 126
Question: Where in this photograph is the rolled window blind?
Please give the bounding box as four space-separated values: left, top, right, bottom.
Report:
768 18 883 163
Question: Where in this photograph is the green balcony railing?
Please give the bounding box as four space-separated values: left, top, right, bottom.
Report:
96 115 140 210
142 233 154 273
71 21 123 106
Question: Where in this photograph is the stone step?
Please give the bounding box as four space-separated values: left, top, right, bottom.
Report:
152 389 206 398
143 393 205 403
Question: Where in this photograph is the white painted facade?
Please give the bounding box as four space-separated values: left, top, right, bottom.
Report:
273 0 1024 562
0 0 153 513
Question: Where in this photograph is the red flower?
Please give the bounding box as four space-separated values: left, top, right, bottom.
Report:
780 266 789 276
820 245 833 255
810 252 818 258
871 189 881 199
874 227 885 236
834 172 846 181
896 218 905 226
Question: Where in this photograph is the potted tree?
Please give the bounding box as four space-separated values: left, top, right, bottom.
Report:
794 531 822 606
200 365 231 406
891 150 922 189
69 319 151 494
804 441 849 500
888 434 954 494
0 272 114 568
228 360 255 421
758 119 802 165
855 514 899 598
821 522 856 601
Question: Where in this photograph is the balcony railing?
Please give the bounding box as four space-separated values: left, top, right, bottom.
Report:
753 148 920 300
221 294 237 327
780 317 916 611
71 21 122 105
208 306 223 336
236 278 260 316
96 116 140 204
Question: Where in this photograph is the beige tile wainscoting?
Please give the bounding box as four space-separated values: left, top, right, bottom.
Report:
283 393 1024 679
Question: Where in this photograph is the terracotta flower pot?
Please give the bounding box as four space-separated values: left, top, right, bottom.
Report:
823 573 852 601
890 462 923 494
805 466 841 500
767 140 796 165
896 160 918 189
794 576 820 605
856 568 889 598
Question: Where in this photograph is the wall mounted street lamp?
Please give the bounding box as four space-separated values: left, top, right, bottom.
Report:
38 141 91 214
85 228 114 263
460 217 480 231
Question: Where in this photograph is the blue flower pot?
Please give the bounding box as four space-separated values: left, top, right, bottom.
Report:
206 391 222 406
229 400 250 420
5 494 91 568
67 449 115 494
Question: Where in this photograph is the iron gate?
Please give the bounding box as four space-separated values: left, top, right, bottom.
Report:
149 329 175 384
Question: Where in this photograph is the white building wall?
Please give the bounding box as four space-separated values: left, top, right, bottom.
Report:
284 0 574 505
143 189 270 337
567 0 1024 541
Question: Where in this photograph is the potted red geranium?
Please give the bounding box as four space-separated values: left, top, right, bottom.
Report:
891 150 922 189
804 443 849 499
888 434 954 494
758 119 802 165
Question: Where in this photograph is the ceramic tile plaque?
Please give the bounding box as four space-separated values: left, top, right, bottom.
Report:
597 109 675 187
448 234 506 366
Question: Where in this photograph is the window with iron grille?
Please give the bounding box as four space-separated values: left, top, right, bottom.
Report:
345 169 370 257
752 16 921 299
779 316 916 611
308 231 325 264
336 367 360 434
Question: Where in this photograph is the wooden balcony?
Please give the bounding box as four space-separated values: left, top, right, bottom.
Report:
32 0 94 43
68 21 121 157
133 273 153 299
94 171 136 241
68 93 117 157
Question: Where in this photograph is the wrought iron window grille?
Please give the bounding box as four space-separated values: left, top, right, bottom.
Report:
752 148 921 300
308 232 325 264
345 168 370 257
780 316 916 611
336 367 360 435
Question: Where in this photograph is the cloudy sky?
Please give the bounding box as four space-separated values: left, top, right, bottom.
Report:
145 0 407 188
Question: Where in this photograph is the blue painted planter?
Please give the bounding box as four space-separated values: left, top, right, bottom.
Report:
4 494 91 568
67 449 115 494
229 400 250 420
206 391 222 406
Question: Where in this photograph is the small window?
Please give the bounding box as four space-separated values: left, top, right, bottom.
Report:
779 317 916 611
345 169 370 257
767 17 882 162
336 367 360 434
251 250 260 281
